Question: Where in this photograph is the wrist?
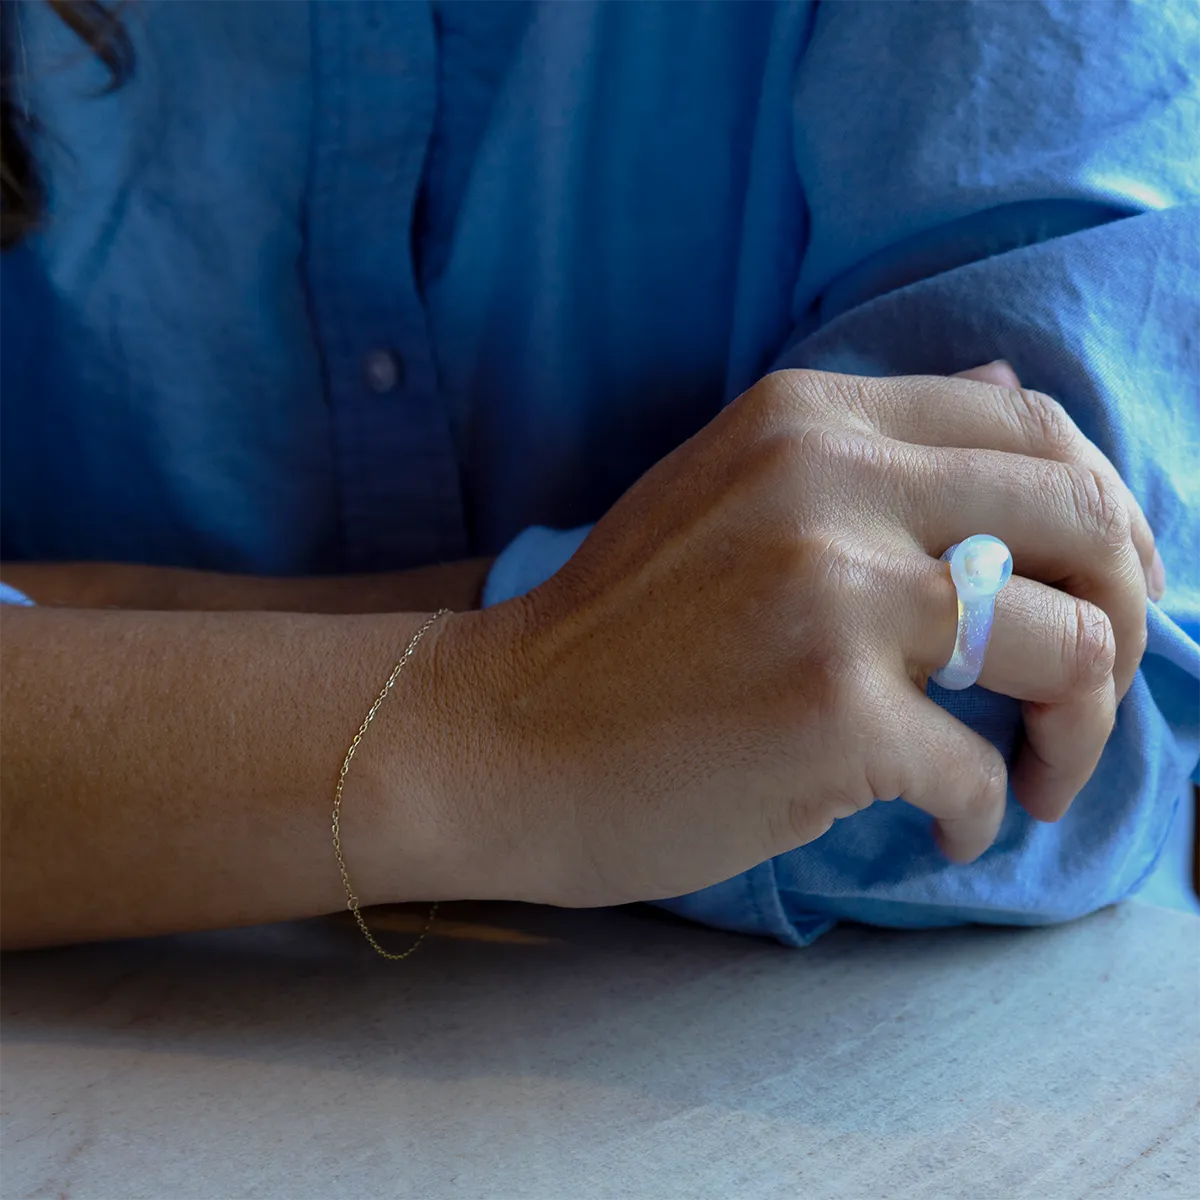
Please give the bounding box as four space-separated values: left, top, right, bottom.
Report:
348 605 531 906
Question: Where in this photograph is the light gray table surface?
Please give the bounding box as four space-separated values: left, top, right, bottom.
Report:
2 899 1197 1200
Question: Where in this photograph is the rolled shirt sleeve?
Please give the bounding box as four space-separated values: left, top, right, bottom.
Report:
0 582 34 606
482 0 1200 942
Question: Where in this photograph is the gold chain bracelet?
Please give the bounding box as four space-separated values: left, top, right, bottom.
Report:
331 608 450 960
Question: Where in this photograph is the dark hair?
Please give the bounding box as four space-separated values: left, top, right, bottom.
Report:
1 0 132 248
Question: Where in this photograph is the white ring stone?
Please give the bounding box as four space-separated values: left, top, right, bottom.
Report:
931 534 1013 691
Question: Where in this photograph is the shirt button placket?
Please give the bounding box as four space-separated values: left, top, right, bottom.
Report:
306 0 468 571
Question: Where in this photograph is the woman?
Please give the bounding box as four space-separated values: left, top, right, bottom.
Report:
2 0 1196 950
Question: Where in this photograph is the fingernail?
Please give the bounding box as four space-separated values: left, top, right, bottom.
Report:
1149 548 1166 602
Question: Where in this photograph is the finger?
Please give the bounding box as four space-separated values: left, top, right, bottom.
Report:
907 568 1117 822
858 374 1160 598
953 360 1022 390
888 444 1147 702
868 688 1009 863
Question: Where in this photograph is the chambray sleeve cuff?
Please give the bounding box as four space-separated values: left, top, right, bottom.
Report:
670 0 1200 944
0 581 34 606
480 524 593 608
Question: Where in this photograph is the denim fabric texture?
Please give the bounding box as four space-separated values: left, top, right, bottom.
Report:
4 1 1197 942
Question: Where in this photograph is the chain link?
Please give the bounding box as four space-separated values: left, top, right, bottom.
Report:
331 609 450 960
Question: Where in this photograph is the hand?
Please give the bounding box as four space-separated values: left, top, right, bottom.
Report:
950 359 1160 600
452 366 1154 908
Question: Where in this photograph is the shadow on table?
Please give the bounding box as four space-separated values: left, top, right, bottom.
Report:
0 900 1097 1122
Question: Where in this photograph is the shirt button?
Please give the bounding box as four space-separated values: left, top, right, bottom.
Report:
363 349 403 395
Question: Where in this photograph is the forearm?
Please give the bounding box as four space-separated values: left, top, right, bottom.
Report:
0 558 494 614
0 605 502 949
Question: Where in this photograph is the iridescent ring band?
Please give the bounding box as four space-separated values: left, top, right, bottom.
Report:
930 534 1014 692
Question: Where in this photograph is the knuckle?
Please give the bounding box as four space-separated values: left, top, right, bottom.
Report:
759 423 884 484
863 760 902 806
739 428 818 501
760 367 817 400
822 372 880 426
730 370 809 436
805 532 903 609
758 368 882 430
793 424 846 473
977 753 1009 808
802 656 855 735
1014 388 1077 459
753 368 841 424
739 369 796 423
807 531 859 589
780 785 863 848
950 752 1007 817
1064 464 1132 553
1132 607 1148 664
756 534 868 694
792 622 869 724
1066 598 1117 687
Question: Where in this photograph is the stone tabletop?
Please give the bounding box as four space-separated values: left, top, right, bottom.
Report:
2 900 1197 1200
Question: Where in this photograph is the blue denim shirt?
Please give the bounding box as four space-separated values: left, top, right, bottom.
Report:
3 1 1198 944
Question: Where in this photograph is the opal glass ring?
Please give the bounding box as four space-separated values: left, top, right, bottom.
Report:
930 534 1013 691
